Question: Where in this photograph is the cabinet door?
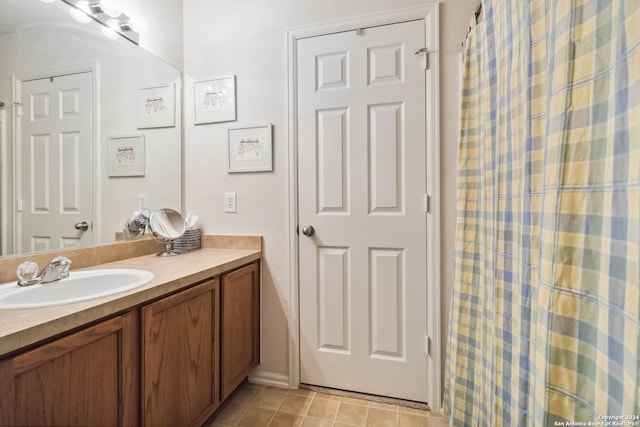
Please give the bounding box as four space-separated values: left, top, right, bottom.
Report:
221 261 260 399
0 312 139 427
141 278 220 427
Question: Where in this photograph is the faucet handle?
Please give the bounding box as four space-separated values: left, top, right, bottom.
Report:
17 261 40 286
51 256 71 264
51 256 72 278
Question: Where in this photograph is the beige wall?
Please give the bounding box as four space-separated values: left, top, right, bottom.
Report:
179 0 476 390
438 0 477 386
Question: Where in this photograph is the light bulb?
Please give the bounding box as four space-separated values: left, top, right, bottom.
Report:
70 1 93 23
75 0 92 15
128 16 147 34
99 0 122 18
106 18 120 31
40 0 56 3
102 24 119 39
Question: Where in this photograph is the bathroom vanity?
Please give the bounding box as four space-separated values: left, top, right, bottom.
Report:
0 237 261 426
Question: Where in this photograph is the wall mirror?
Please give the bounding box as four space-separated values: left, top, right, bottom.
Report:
0 0 182 256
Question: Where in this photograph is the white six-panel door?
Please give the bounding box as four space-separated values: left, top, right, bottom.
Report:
297 20 429 402
19 72 93 253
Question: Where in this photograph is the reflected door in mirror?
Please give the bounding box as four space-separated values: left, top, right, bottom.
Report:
20 72 93 253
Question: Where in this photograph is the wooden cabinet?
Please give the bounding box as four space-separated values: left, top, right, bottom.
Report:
141 278 220 427
140 261 260 426
0 312 139 427
221 261 260 399
0 259 260 427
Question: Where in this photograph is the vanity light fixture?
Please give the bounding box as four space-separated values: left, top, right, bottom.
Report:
60 0 140 44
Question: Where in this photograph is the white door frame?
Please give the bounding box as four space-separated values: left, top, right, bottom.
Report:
286 5 442 410
12 63 100 254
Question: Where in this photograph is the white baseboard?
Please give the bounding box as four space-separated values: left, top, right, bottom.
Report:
249 368 290 389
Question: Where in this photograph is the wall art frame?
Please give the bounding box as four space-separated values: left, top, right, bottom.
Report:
227 124 273 173
108 134 146 177
136 84 175 129
194 74 236 124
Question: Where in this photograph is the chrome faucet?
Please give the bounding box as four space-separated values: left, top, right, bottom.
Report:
16 256 72 287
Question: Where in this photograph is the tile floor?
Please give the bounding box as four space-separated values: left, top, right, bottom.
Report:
208 382 449 427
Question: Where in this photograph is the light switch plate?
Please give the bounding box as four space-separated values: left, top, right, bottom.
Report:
224 192 237 213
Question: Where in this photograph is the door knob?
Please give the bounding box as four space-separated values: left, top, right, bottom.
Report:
301 225 315 237
75 221 89 231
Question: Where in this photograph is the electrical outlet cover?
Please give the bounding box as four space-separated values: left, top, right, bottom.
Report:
224 192 237 213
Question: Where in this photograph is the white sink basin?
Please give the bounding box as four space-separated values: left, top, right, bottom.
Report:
0 269 153 310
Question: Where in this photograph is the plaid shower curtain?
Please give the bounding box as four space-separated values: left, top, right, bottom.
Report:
444 1 639 425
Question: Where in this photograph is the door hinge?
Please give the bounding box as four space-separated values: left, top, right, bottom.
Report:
424 194 430 213
414 47 429 70
426 336 431 356
13 102 23 117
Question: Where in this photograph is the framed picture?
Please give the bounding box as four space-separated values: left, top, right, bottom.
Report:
136 84 175 129
194 75 236 124
108 134 145 177
227 124 273 173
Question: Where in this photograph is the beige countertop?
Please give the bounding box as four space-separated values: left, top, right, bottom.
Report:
0 247 261 357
